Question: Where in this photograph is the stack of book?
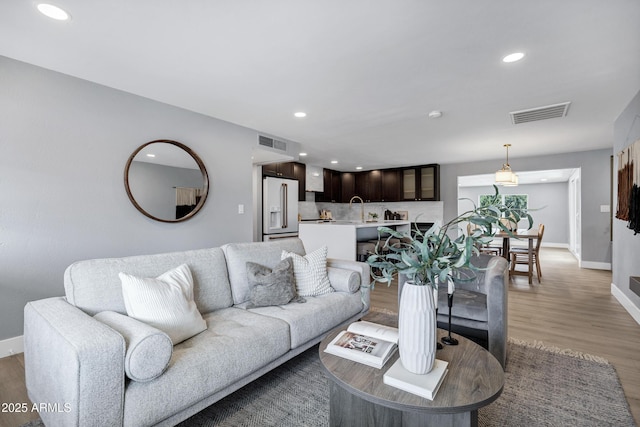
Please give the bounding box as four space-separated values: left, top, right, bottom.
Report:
325 320 449 400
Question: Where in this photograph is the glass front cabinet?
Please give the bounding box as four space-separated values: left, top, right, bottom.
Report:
402 164 440 201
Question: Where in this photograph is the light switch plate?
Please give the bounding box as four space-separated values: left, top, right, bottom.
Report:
600 205 610 213
238 204 244 214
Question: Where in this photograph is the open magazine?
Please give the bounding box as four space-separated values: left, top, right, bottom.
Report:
324 321 398 369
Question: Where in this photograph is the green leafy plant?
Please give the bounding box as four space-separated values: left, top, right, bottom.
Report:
367 185 533 289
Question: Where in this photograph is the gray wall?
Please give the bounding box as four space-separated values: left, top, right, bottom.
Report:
613 90 640 311
0 56 258 340
441 149 612 265
457 182 569 245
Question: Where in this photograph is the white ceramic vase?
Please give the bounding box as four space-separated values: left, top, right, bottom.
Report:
398 280 437 374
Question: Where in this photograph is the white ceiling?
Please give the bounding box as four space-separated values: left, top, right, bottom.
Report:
1 1 639 172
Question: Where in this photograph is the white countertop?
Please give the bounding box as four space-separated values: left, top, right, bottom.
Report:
299 220 411 228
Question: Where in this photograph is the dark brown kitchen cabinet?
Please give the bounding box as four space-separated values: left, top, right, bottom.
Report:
262 162 295 179
340 172 356 203
292 162 306 201
316 169 341 203
355 170 382 202
381 169 401 202
401 164 440 201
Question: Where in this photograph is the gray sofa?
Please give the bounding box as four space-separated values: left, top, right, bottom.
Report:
24 238 370 427
399 254 509 368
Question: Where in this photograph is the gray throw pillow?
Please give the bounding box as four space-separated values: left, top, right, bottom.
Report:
246 258 306 308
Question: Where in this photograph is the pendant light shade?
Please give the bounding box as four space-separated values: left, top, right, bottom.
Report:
495 144 518 186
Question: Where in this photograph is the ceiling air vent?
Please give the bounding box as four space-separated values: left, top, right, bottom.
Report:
510 102 571 125
258 135 287 151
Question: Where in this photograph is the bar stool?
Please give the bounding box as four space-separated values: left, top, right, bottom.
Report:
356 242 376 262
368 238 401 254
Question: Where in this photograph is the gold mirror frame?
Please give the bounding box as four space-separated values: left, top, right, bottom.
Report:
124 139 209 223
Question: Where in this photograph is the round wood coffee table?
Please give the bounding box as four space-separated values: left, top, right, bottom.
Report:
319 311 504 427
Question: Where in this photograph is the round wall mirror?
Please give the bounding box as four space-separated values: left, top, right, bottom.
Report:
124 140 209 223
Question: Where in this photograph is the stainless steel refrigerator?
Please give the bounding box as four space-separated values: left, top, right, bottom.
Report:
263 176 299 241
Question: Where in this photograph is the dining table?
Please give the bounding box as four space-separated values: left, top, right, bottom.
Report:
496 228 539 284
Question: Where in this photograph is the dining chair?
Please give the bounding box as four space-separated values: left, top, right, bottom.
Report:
467 223 502 256
509 223 545 282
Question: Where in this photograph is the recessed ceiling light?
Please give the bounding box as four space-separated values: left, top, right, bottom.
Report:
355 166 363 170
540 178 548 182
331 160 338 164
146 154 156 158
37 3 71 21
294 112 307 118
299 152 307 156
428 110 442 119
502 52 525 63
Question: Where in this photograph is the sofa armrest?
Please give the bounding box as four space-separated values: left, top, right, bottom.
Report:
24 297 126 427
326 258 371 309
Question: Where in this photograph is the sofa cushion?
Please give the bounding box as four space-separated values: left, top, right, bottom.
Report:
120 264 207 344
123 307 290 427
222 238 306 305
65 247 233 316
94 311 172 382
246 258 305 308
246 291 364 348
281 246 334 297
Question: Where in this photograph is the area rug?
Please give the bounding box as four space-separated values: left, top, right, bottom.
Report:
22 339 636 427
177 338 635 427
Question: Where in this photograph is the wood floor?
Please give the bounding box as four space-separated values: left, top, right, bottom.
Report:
1 247 639 426
371 247 640 425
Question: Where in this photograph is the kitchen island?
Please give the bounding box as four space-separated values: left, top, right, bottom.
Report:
299 220 411 261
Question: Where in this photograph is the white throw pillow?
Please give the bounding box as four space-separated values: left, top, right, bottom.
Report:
119 264 207 345
281 246 334 297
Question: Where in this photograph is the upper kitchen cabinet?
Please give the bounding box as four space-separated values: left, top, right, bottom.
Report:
381 169 401 202
292 162 306 201
402 164 440 201
262 161 295 179
316 169 342 203
355 170 382 202
340 172 356 202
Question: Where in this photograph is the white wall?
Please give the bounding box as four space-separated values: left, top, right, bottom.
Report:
612 89 640 323
0 56 259 340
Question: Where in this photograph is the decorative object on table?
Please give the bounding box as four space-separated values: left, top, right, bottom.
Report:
397 280 438 374
366 185 532 372
440 278 459 346
367 212 379 222
323 320 398 369
383 358 449 400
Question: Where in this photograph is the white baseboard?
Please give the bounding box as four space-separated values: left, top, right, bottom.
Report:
580 261 612 270
611 283 640 326
0 335 24 358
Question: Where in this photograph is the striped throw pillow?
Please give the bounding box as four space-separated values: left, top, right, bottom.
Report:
281 246 334 297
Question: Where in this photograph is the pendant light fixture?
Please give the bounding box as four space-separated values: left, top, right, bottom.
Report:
495 144 518 186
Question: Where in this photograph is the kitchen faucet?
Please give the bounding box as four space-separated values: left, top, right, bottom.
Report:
349 195 365 223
